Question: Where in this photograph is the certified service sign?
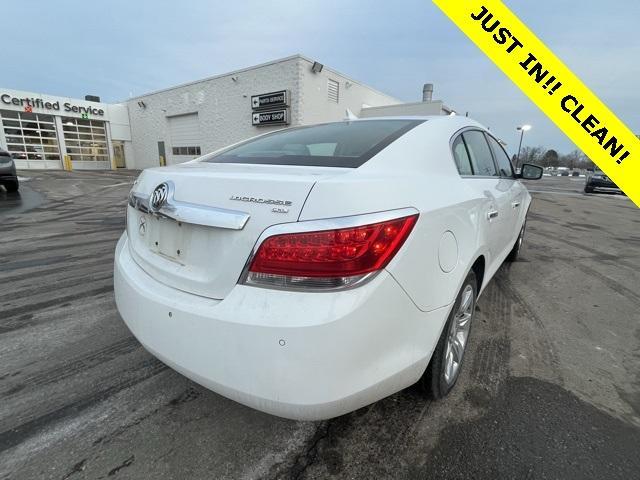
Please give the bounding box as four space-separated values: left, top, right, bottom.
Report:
252 109 289 126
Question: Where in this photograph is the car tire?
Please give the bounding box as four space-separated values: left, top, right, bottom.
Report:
5 181 19 193
505 217 526 262
421 270 477 399
584 186 594 193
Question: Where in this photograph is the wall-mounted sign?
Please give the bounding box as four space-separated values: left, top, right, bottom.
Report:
252 109 289 126
251 90 289 110
0 93 105 116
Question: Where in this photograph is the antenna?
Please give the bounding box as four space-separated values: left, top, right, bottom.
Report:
344 109 358 121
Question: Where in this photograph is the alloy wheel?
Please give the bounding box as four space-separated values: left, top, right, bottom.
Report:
443 284 475 385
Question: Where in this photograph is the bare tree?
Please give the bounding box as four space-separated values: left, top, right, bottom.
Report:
517 146 544 167
540 149 559 167
577 153 595 170
558 150 592 169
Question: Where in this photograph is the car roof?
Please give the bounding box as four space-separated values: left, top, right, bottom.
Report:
344 115 496 175
353 114 478 122
353 114 487 131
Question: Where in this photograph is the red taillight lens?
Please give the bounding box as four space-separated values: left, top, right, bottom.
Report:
244 214 418 290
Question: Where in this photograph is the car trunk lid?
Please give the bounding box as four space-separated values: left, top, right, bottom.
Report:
126 162 347 299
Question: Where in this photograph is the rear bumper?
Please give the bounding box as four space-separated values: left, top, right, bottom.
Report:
587 179 618 189
114 233 449 420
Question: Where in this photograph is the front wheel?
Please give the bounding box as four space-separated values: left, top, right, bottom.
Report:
4 181 19 193
421 270 477 399
584 185 594 193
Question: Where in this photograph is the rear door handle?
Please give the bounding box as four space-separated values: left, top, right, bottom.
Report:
511 201 521 208
487 210 499 220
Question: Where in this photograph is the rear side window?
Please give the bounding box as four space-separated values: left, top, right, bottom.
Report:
452 136 473 175
204 120 424 168
486 134 514 177
462 130 498 176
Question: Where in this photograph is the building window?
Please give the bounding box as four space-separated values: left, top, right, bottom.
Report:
1 110 61 161
61 117 109 163
172 146 201 156
327 79 340 103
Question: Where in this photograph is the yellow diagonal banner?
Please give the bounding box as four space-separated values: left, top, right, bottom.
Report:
433 0 639 207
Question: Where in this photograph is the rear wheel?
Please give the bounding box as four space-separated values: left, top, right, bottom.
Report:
4 181 19 193
421 270 477 399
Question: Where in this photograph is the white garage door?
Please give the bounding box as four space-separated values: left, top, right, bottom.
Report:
1 110 62 169
168 113 201 161
62 117 111 170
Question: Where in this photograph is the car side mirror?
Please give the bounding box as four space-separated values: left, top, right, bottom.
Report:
518 163 543 180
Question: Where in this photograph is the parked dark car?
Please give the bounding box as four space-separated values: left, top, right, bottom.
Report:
584 170 620 194
0 149 19 192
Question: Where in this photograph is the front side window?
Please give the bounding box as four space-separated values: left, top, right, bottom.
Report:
204 120 424 168
462 130 498 176
486 134 514 177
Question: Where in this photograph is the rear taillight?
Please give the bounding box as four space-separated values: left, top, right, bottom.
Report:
241 213 418 290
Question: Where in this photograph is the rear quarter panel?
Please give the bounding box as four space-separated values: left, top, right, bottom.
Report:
389 190 489 312
299 118 491 312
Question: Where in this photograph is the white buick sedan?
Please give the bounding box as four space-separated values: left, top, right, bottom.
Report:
114 116 542 420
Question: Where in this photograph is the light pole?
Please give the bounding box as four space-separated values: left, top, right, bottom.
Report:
516 124 532 170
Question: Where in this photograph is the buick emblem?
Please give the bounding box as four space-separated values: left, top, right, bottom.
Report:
138 216 147 235
150 182 170 211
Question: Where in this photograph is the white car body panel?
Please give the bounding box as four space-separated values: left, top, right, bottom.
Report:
115 234 447 420
114 115 532 420
127 163 348 299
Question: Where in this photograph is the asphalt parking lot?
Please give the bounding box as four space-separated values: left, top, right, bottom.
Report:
1 171 639 479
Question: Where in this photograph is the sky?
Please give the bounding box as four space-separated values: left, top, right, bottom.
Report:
3 0 639 156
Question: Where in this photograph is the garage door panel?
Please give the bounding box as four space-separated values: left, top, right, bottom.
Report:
168 113 200 146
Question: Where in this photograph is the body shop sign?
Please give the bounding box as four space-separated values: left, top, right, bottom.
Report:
252 110 289 126
251 90 290 126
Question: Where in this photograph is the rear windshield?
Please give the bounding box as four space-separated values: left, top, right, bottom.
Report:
204 119 424 168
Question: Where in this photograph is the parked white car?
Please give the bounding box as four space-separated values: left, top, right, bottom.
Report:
114 116 542 420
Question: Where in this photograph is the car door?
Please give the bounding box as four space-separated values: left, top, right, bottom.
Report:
485 133 525 245
458 130 513 263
